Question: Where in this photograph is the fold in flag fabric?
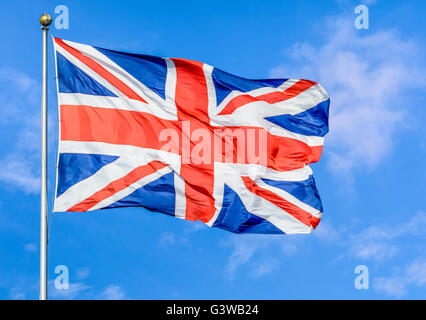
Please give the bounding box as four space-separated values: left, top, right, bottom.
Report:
52 38 330 234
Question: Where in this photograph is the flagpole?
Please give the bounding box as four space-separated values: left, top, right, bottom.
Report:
40 13 52 301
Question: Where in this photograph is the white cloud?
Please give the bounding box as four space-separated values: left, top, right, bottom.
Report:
249 259 280 278
270 15 425 178
24 243 38 253
49 281 91 299
76 267 90 280
158 231 176 247
98 284 127 300
0 68 40 124
9 287 26 300
0 68 42 194
223 222 341 278
374 259 426 298
184 220 208 233
0 153 40 194
223 234 304 278
313 221 341 243
224 235 270 277
222 212 426 282
346 211 426 262
280 241 298 256
374 276 406 298
349 242 399 261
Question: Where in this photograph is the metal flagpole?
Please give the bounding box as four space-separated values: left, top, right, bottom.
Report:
40 13 52 301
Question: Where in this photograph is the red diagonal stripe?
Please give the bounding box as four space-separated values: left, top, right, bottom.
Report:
68 160 168 212
218 79 317 115
241 176 320 228
54 38 147 103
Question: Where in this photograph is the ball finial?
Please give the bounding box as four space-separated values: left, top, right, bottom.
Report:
40 13 52 27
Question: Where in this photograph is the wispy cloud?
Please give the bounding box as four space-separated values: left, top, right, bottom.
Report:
223 234 303 278
97 284 127 300
222 210 426 296
49 281 91 300
9 287 26 300
24 243 38 253
76 267 90 280
0 68 40 125
158 231 176 247
249 259 280 278
0 152 40 194
374 259 426 298
222 222 340 279
224 236 264 277
11 279 126 300
0 68 42 194
346 211 426 262
270 15 425 181
158 230 190 247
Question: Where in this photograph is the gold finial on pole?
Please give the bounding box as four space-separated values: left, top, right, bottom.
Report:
40 13 52 29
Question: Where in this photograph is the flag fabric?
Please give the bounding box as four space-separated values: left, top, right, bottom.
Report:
52 38 330 234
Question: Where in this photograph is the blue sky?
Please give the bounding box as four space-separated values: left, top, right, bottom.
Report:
1 0 426 299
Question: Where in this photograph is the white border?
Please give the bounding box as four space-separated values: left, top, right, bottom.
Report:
52 36 62 212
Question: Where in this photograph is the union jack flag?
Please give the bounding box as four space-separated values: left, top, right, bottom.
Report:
53 38 330 234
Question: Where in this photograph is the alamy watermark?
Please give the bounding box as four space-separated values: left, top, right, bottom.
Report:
354 4 369 30
54 5 69 30
54 265 69 290
354 265 369 290
159 121 268 166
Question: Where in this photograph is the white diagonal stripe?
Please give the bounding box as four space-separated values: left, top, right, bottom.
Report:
253 178 321 218
54 41 126 99
89 166 173 211
173 171 187 219
59 92 177 120
59 141 181 171
215 79 296 112
62 40 179 117
221 172 312 234
206 162 316 233
54 156 142 212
